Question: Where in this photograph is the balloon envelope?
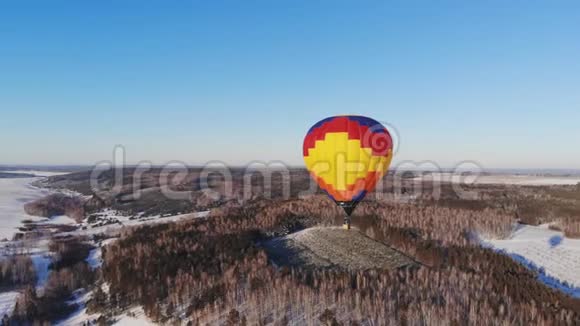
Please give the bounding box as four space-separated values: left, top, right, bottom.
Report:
303 115 393 212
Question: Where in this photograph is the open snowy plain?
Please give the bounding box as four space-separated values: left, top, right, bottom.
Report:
483 224 580 298
0 171 69 240
413 172 580 186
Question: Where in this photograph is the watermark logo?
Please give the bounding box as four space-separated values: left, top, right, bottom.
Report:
89 121 484 203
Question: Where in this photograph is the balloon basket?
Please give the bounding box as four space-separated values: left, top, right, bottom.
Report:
343 217 351 230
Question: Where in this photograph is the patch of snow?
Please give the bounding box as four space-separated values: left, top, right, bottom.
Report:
85 237 120 270
113 306 156 326
0 239 51 258
67 210 211 237
2 170 70 177
101 282 110 295
482 224 580 297
56 290 156 326
0 291 19 318
44 215 77 225
414 172 580 186
30 253 52 290
54 289 100 326
194 210 210 218
86 248 102 270
101 238 118 247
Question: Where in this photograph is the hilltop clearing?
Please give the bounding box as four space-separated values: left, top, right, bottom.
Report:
264 226 415 270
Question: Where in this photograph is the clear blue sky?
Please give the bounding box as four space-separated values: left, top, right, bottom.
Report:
1 1 579 168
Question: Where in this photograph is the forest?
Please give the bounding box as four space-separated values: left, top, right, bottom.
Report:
93 195 580 325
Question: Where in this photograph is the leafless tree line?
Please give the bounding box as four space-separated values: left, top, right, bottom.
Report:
98 196 580 325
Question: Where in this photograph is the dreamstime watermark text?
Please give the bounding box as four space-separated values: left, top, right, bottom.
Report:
89 145 485 203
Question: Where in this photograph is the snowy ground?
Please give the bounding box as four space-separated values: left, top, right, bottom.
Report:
44 215 77 225
64 209 210 238
0 177 53 240
2 170 70 178
0 291 19 319
31 253 52 290
413 172 580 186
0 239 50 257
86 248 102 270
0 170 72 240
482 224 580 298
56 288 156 326
112 307 156 326
54 289 97 326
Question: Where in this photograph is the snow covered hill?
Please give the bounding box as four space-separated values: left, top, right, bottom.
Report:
482 224 580 298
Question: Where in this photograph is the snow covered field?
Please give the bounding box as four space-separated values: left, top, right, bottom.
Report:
413 172 580 186
482 224 580 298
2 170 70 178
0 170 71 240
62 209 210 238
0 291 19 318
0 177 53 240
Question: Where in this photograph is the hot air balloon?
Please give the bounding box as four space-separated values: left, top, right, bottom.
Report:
303 115 393 229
